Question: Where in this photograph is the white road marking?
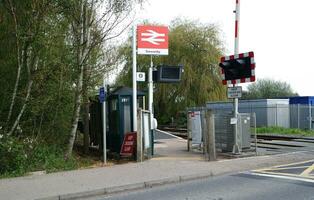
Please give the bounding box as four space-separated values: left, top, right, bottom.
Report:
155 129 185 140
247 172 314 183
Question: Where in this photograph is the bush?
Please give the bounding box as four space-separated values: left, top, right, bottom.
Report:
0 135 78 177
29 145 77 173
0 136 28 175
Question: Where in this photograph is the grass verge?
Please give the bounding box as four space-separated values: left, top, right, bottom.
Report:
0 141 98 179
256 126 314 137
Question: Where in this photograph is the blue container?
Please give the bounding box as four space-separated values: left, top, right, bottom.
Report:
289 96 314 105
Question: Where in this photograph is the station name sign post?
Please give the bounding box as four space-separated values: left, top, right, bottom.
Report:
132 25 169 157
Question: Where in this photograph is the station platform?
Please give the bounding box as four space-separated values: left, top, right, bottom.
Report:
153 129 203 161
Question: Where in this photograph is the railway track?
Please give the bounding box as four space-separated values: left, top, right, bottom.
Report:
255 134 314 142
159 127 314 144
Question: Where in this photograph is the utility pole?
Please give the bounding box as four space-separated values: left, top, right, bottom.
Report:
233 0 241 154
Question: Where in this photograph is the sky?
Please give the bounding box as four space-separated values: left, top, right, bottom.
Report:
134 0 314 96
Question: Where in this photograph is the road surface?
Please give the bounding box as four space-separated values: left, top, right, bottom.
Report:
83 160 314 200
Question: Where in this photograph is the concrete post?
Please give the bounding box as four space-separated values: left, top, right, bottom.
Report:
205 110 216 161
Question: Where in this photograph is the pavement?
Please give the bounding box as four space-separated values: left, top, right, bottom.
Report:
1 131 314 200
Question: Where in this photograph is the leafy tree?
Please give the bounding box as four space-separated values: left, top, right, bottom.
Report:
242 78 298 99
0 0 76 143
0 0 142 160
0 0 79 174
62 0 143 158
116 18 227 124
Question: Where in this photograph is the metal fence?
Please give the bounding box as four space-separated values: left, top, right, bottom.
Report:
290 104 314 130
188 107 256 153
206 104 314 130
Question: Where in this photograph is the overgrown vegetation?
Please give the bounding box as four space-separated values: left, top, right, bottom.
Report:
257 126 314 137
0 0 141 177
0 135 96 178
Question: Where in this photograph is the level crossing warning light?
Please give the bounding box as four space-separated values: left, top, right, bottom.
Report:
219 51 255 85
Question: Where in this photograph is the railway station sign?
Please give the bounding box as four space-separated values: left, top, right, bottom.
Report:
227 86 242 98
137 25 168 55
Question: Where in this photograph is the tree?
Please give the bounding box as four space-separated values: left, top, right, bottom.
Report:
0 0 78 144
242 78 298 99
1 0 58 136
116 18 227 124
63 0 143 158
0 0 141 157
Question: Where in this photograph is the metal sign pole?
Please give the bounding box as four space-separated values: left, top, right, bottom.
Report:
137 25 168 157
148 55 154 155
102 75 107 164
149 56 154 128
132 25 137 132
233 0 241 154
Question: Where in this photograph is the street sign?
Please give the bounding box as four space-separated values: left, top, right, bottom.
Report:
219 51 255 85
99 87 106 103
136 72 145 82
227 86 242 98
137 25 168 55
120 132 137 157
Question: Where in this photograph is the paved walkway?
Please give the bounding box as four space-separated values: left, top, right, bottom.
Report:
153 129 203 161
1 150 314 200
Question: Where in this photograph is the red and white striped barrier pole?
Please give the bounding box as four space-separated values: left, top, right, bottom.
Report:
234 0 240 55
233 0 241 154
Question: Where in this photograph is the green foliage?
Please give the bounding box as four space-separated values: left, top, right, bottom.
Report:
0 0 141 177
116 18 227 124
0 135 82 177
242 78 298 99
0 136 28 176
257 126 314 136
0 0 75 143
